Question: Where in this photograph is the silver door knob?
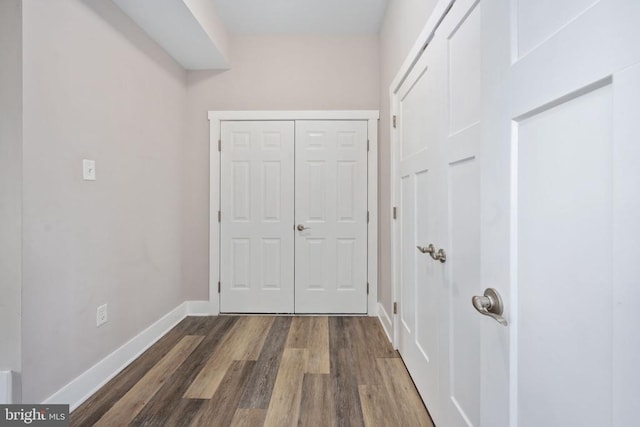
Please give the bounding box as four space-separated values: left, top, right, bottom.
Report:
297 224 310 231
472 288 508 326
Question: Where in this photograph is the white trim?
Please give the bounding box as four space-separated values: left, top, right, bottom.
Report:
389 0 455 349
208 110 379 121
0 371 12 404
367 118 379 317
42 300 210 411
208 110 380 316
390 90 401 349
209 114 221 316
185 300 217 316
377 302 393 344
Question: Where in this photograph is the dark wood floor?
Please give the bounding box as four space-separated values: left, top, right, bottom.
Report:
71 316 434 427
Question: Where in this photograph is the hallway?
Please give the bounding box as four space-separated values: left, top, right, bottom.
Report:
71 316 433 426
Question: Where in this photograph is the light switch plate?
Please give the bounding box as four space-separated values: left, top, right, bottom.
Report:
83 159 96 181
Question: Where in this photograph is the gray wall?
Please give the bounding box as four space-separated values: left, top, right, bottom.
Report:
378 0 438 317
0 0 23 400
183 35 380 300
21 0 188 403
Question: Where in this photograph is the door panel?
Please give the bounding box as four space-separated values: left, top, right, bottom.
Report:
517 0 599 57
220 121 295 313
447 157 481 427
612 64 640 426
294 121 368 313
516 81 613 427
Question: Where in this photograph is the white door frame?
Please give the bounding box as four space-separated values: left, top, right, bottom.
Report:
387 0 455 346
208 110 379 316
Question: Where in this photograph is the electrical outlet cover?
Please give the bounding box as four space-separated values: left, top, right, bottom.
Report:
96 304 108 327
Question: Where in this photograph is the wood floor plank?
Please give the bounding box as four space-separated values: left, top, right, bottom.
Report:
238 316 292 409
361 317 399 358
130 316 238 426
239 316 276 360
358 385 398 427
329 317 365 427
184 316 274 399
298 374 335 427
132 399 204 427
263 348 308 427
230 409 267 427
93 335 204 426
376 358 434 427
285 316 311 348
307 317 330 374
345 317 382 386
189 360 256 427
331 349 366 427
70 317 199 426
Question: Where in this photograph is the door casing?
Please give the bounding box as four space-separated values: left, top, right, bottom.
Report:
208 110 379 316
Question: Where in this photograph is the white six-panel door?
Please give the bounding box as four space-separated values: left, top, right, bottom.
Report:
294 121 369 313
220 120 369 314
220 121 295 313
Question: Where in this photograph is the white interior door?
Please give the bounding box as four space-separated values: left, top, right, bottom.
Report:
395 33 447 423
437 0 483 425
220 121 295 313
482 0 640 425
294 120 369 313
395 2 484 425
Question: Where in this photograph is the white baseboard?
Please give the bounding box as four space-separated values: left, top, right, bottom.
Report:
43 300 212 411
0 370 12 404
185 300 217 316
378 302 394 346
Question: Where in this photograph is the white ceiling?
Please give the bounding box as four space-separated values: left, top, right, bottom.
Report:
213 0 389 35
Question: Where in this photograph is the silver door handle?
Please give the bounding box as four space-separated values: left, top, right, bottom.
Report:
416 244 447 263
417 244 436 255
297 224 310 231
472 288 508 326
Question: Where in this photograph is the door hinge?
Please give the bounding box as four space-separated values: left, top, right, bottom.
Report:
218 210 221 222
367 211 370 223
393 302 398 314
393 206 397 220
367 282 370 295
392 115 397 129
218 139 221 152
367 139 370 152
218 281 221 293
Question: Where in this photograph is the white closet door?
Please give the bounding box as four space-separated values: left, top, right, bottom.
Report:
395 35 447 422
437 0 483 425
220 121 294 313
294 121 368 313
481 0 640 426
